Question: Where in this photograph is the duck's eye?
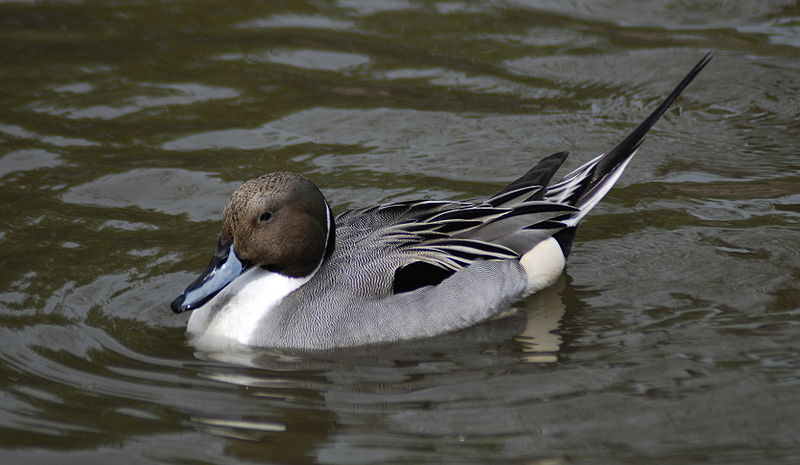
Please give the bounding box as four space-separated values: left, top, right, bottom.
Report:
259 212 273 223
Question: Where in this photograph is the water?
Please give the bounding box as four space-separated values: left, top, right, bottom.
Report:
1 1 799 463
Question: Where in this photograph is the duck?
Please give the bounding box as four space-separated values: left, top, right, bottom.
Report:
171 53 712 351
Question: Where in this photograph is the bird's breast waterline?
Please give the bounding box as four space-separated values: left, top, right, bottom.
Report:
187 267 314 348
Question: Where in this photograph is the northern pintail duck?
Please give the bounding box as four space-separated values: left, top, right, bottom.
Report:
172 54 712 350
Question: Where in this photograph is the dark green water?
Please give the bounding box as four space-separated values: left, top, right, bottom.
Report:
1 1 799 464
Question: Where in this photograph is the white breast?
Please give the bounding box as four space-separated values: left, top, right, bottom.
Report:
187 268 312 350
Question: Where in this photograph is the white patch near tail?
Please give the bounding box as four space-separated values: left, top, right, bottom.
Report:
519 237 566 296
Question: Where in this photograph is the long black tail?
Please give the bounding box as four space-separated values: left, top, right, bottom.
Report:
546 52 713 219
545 52 712 257
592 52 714 187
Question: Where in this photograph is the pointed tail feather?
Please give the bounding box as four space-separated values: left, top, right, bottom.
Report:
593 52 713 185
549 52 713 227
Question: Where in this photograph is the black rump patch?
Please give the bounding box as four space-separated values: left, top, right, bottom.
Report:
393 262 455 294
552 226 577 258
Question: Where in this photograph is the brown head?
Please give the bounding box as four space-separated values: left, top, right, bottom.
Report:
221 172 331 277
171 172 333 313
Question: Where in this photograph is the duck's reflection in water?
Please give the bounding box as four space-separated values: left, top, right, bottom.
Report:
185 276 571 462
513 277 567 363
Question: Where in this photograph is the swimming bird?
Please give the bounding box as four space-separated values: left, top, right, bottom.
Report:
171 53 712 350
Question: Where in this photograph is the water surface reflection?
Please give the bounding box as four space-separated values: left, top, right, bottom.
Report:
186 279 573 463
1 0 799 464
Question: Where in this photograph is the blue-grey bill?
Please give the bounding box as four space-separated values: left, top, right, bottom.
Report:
171 240 249 313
